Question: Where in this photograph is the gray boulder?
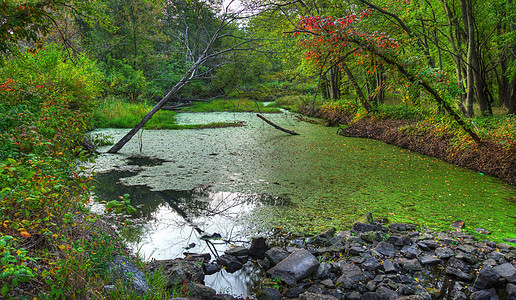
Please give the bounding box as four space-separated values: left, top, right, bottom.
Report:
267 249 319 284
108 256 150 294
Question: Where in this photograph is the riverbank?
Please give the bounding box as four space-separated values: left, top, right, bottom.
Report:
298 105 516 186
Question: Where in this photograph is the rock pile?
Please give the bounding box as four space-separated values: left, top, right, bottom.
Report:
118 219 516 299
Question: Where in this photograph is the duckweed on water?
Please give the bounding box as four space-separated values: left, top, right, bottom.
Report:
90 112 515 246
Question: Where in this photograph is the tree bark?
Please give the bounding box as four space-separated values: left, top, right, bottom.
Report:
257 114 299 135
341 61 372 112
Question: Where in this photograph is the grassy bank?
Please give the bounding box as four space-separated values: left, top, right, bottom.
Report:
182 98 280 113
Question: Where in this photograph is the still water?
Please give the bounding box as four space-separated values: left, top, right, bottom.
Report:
88 111 515 297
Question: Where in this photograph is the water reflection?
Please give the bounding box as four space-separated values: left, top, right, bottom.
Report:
92 165 290 297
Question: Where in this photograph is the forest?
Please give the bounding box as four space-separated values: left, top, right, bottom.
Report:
0 0 515 298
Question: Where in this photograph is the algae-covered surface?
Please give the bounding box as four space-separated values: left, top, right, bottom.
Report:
89 111 515 255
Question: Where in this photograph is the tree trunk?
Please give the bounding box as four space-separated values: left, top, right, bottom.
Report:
460 0 475 117
329 65 341 100
341 61 372 112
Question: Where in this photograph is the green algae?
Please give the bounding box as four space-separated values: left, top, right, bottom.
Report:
90 112 515 244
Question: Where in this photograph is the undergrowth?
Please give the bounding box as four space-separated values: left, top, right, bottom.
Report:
182 98 280 113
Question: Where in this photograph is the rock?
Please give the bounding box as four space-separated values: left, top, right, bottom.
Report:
249 237 269 259
385 236 405 247
382 259 398 273
349 246 366 255
448 258 470 271
258 258 271 270
418 255 441 265
347 291 362 300
256 287 281 300
507 283 516 300
474 265 500 289
503 238 516 244
316 262 332 279
400 244 421 258
299 291 339 300
267 249 319 284
360 231 380 243
476 228 491 235
362 256 381 271
284 286 305 298
470 290 492 300
435 247 455 259
388 223 416 232
189 282 216 300
445 266 474 281
203 262 220 275
451 220 465 230
108 256 150 294
339 262 367 283
400 258 423 271
452 291 467 300
265 247 289 265
224 246 249 257
317 227 337 240
456 252 478 264
352 222 383 233
361 292 389 300
215 295 238 300
488 251 507 263
457 244 476 253
147 258 204 286
418 240 439 250
494 263 516 283
184 253 211 262
376 285 398 299
217 254 243 273
375 242 396 258
397 296 425 300
321 278 335 288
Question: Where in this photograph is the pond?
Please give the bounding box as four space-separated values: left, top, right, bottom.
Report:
87 111 515 297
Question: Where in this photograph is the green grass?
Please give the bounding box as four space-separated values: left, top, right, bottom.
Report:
92 97 244 129
182 98 280 113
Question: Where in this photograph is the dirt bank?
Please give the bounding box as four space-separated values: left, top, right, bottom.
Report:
300 106 516 186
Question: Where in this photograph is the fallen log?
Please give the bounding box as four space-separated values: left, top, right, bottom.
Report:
257 114 299 135
295 115 324 125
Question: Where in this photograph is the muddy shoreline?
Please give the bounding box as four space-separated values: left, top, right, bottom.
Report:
299 106 516 186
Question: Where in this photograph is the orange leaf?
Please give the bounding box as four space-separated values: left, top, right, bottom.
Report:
20 231 31 238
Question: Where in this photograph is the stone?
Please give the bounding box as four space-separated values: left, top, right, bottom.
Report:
215 295 238 300
360 231 380 243
284 287 305 298
349 246 366 255
299 292 339 300
361 292 389 300
448 258 470 271
376 285 398 299
224 246 249 257
476 228 491 235
147 259 204 287
217 254 243 273
445 266 474 281
249 237 269 259
189 282 216 300
401 244 421 258
316 262 332 279
258 258 271 270
321 278 335 288
339 262 367 283
203 262 220 275
488 251 507 263
455 252 478 264
362 256 382 271
347 291 362 300
256 287 282 300
494 263 516 283
375 242 396 258
184 253 211 261
265 247 289 265
474 265 500 289
267 249 319 284
452 292 467 300
352 222 384 233
397 296 425 300
419 240 439 250
506 283 516 300
400 258 423 271
470 290 491 300
108 256 150 294
418 255 441 265
457 244 476 253
382 259 398 273
435 247 455 259
503 238 516 244
388 223 416 232
385 236 405 247
451 220 465 230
